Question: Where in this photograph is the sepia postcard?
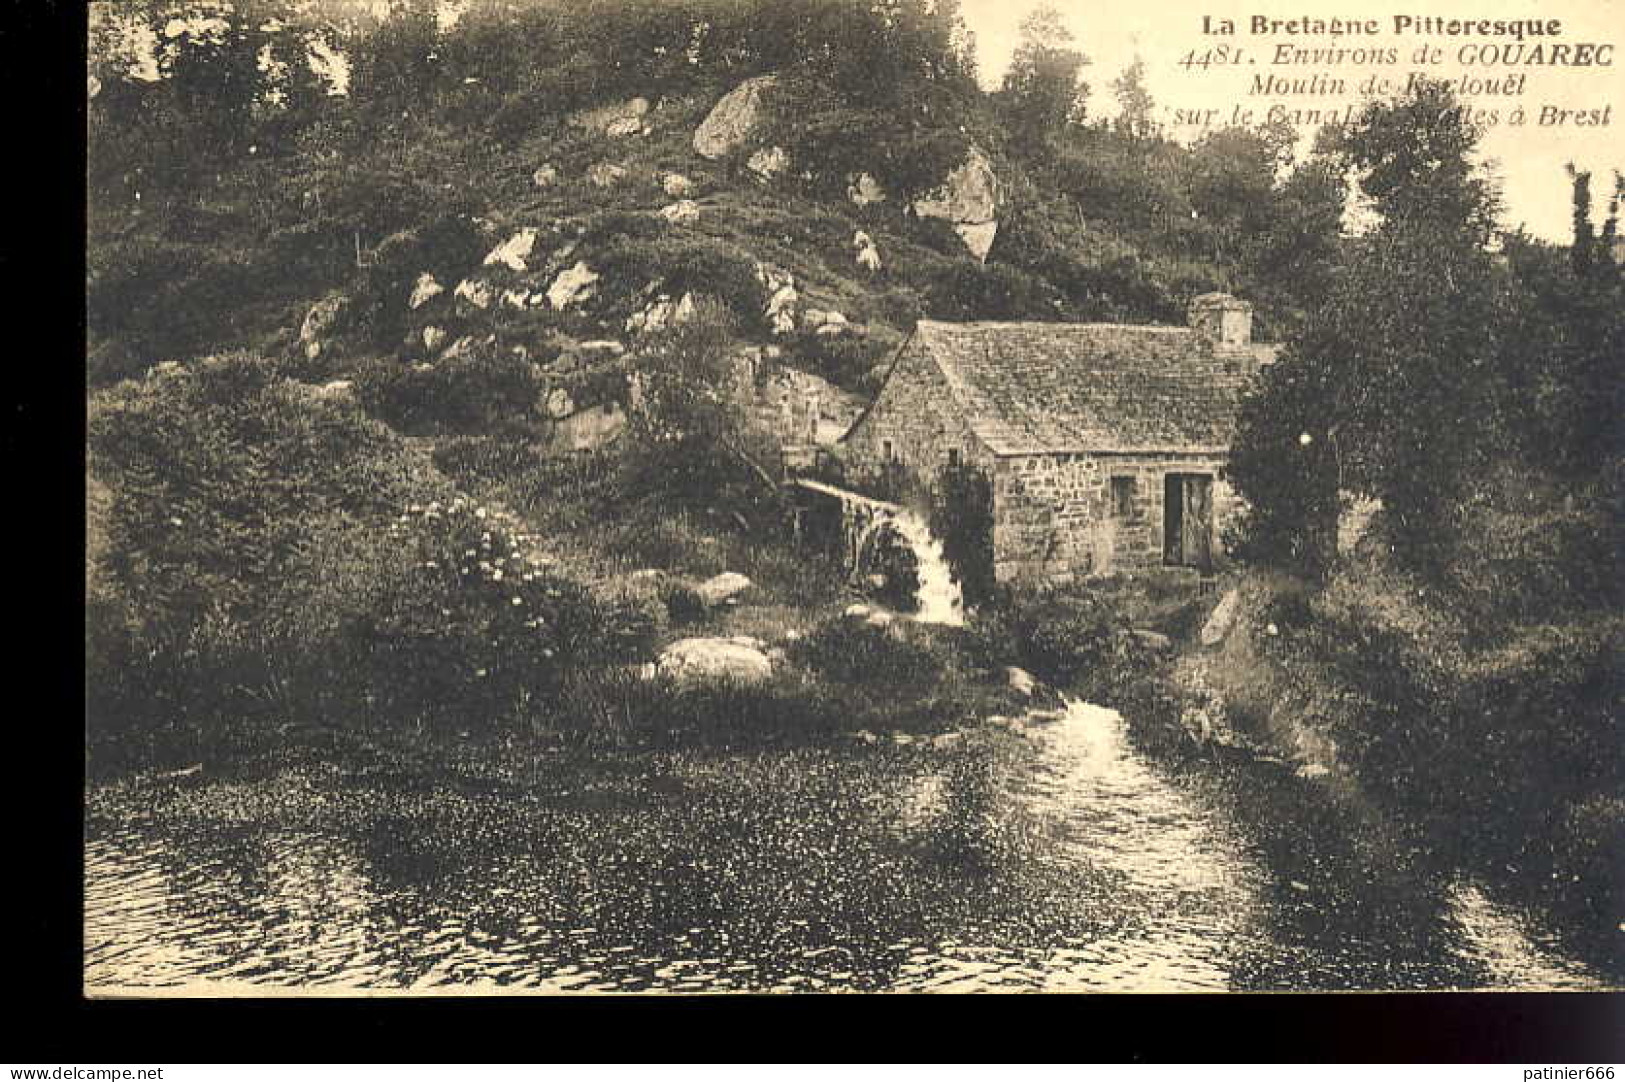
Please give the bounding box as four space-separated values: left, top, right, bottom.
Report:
84 0 1624 995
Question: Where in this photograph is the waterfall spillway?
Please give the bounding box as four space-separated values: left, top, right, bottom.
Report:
887 509 964 626
791 479 965 626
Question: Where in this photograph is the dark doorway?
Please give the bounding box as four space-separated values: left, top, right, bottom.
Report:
1164 473 1214 570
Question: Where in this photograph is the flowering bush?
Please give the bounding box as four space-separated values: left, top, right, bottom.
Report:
265 496 614 730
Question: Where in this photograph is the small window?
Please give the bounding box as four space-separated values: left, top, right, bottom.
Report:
1111 476 1136 518
947 447 961 467
882 439 894 461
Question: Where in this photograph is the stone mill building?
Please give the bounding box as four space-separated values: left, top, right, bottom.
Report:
838 293 1277 583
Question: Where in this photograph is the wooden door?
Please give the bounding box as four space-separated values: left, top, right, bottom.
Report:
1181 474 1213 571
1163 473 1214 569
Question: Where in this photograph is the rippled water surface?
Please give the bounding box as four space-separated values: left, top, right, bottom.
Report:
85 703 1609 992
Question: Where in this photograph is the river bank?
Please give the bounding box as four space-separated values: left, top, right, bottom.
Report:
85 611 1614 993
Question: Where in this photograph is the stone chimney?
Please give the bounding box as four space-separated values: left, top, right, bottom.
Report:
1188 292 1253 351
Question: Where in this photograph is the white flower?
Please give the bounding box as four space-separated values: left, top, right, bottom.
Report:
475 508 487 519
1298 432 1313 446
512 597 523 606
492 569 503 581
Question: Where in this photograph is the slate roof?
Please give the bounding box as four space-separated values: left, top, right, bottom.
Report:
902 319 1275 456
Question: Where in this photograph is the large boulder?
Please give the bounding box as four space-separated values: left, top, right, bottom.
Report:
547 261 600 310
545 402 626 454
1200 589 1242 647
568 96 651 135
657 636 773 686
912 145 1001 262
694 572 754 607
693 74 778 159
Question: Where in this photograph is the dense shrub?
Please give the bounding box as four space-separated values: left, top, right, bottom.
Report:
972 586 1146 694
595 236 766 329
262 499 612 730
790 618 947 687
929 463 996 607
354 346 540 435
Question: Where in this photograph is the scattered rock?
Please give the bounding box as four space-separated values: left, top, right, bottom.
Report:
483 227 538 272
1295 763 1332 780
931 732 964 749
502 288 533 309
1200 589 1241 647
746 145 790 181
853 730 879 745
1005 666 1040 697
408 272 444 310
547 261 600 310
951 220 999 264
695 572 754 607
423 326 447 353
661 172 695 197
543 387 576 419
854 231 883 273
441 335 480 361
843 603 874 620
454 277 493 310
891 732 915 746
801 309 849 336
626 292 696 334
299 294 347 360
587 162 627 189
1131 628 1173 652
611 115 651 138
1289 880 1311 892
532 164 559 188
656 636 773 687
658 199 701 226
313 379 355 403
864 610 895 629
692 74 778 159
847 172 887 206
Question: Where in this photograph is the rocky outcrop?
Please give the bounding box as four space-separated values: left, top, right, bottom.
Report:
422 325 447 353
656 636 773 686
454 277 494 310
299 294 347 360
483 228 538 272
661 172 695 197
912 145 1000 262
544 402 627 454
626 292 696 334
693 74 778 159
755 264 798 336
532 164 559 188
547 261 600 309
409 272 444 310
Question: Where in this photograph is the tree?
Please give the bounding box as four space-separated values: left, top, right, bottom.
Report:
1229 80 1509 573
997 5 1089 148
1111 56 1155 140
